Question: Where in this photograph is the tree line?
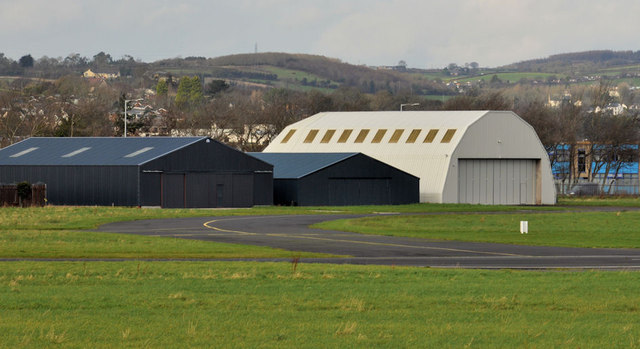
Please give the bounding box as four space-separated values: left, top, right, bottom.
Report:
2 66 640 191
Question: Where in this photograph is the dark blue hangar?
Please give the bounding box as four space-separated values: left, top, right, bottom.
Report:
0 137 273 208
249 152 419 206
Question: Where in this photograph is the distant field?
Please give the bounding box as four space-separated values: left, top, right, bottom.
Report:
611 77 640 86
452 72 564 83
2 261 640 348
600 64 640 72
422 94 454 102
260 66 335 84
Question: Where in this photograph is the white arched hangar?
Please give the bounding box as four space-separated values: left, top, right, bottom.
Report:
263 111 556 205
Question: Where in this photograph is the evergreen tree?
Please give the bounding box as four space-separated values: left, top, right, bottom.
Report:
19 54 34 68
156 79 168 96
189 76 204 105
174 76 191 107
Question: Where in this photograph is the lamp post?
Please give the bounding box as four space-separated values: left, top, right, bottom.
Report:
123 98 143 137
400 103 420 111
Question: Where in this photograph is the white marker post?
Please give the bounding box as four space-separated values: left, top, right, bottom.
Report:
520 221 528 234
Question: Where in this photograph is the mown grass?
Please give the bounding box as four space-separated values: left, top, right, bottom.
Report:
0 204 561 231
558 196 640 207
0 229 329 259
315 210 640 248
1 262 640 348
0 204 557 259
0 206 338 259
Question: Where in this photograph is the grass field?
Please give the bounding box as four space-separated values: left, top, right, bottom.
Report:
2 203 640 347
0 204 558 259
2 261 640 348
0 206 338 259
451 72 564 84
314 210 640 248
558 196 640 207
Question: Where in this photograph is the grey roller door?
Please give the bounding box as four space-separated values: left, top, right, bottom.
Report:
458 159 536 205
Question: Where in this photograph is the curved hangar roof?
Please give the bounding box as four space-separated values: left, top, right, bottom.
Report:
263 111 556 204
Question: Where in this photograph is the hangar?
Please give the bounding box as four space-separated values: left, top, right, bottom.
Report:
0 137 273 208
263 111 556 205
249 152 419 206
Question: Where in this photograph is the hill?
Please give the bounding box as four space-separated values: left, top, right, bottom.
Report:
501 50 640 74
150 52 451 95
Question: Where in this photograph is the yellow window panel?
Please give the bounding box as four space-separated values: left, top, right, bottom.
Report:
389 129 404 143
320 129 336 143
303 129 319 143
423 129 439 143
441 129 457 143
406 129 421 143
337 129 353 143
281 129 296 143
372 129 387 143
354 129 370 143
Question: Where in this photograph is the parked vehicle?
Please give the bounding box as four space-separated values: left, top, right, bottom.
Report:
569 182 600 196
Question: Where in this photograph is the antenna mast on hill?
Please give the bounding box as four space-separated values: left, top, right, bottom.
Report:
255 43 258 54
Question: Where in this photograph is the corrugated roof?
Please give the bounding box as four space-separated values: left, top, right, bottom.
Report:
248 152 358 179
262 111 490 195
0 137 206 166
264 111 488 154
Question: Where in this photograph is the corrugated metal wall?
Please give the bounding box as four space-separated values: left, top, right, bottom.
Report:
0 165 139 206
458 159 537 205
0 139 274 208
143 139 273 208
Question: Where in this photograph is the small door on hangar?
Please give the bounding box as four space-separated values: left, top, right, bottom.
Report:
458 159 537 205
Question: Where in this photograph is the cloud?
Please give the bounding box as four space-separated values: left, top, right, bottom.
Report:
1 0 640 67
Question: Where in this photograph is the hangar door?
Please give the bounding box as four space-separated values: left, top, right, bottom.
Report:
458 159 537 205
161 173 254 208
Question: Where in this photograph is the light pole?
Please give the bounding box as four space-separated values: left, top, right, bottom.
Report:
400 103 419 111
123 98 143 137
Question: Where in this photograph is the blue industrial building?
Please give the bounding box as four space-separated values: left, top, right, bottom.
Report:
550 144 639 194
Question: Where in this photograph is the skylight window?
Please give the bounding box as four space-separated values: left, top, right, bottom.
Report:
281 129 296 143
389 129 404 143
320 130 336 143
62 147 91 158
10 147 39 158
303 129 319 143
441 129 457 143
354 129 370 143
124 147 154 158
337 129 353 143
406 129 421 143
372 129 387 143
423 129 439 143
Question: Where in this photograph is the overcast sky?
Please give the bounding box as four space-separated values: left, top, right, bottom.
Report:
2 0 640 68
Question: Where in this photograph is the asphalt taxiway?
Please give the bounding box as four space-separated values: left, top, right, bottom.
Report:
93 214 640 269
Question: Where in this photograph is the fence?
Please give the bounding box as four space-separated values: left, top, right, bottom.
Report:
555 180 640 196
0 183 47 207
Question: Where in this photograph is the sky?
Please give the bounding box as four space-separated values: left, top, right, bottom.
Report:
2 0 640 69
